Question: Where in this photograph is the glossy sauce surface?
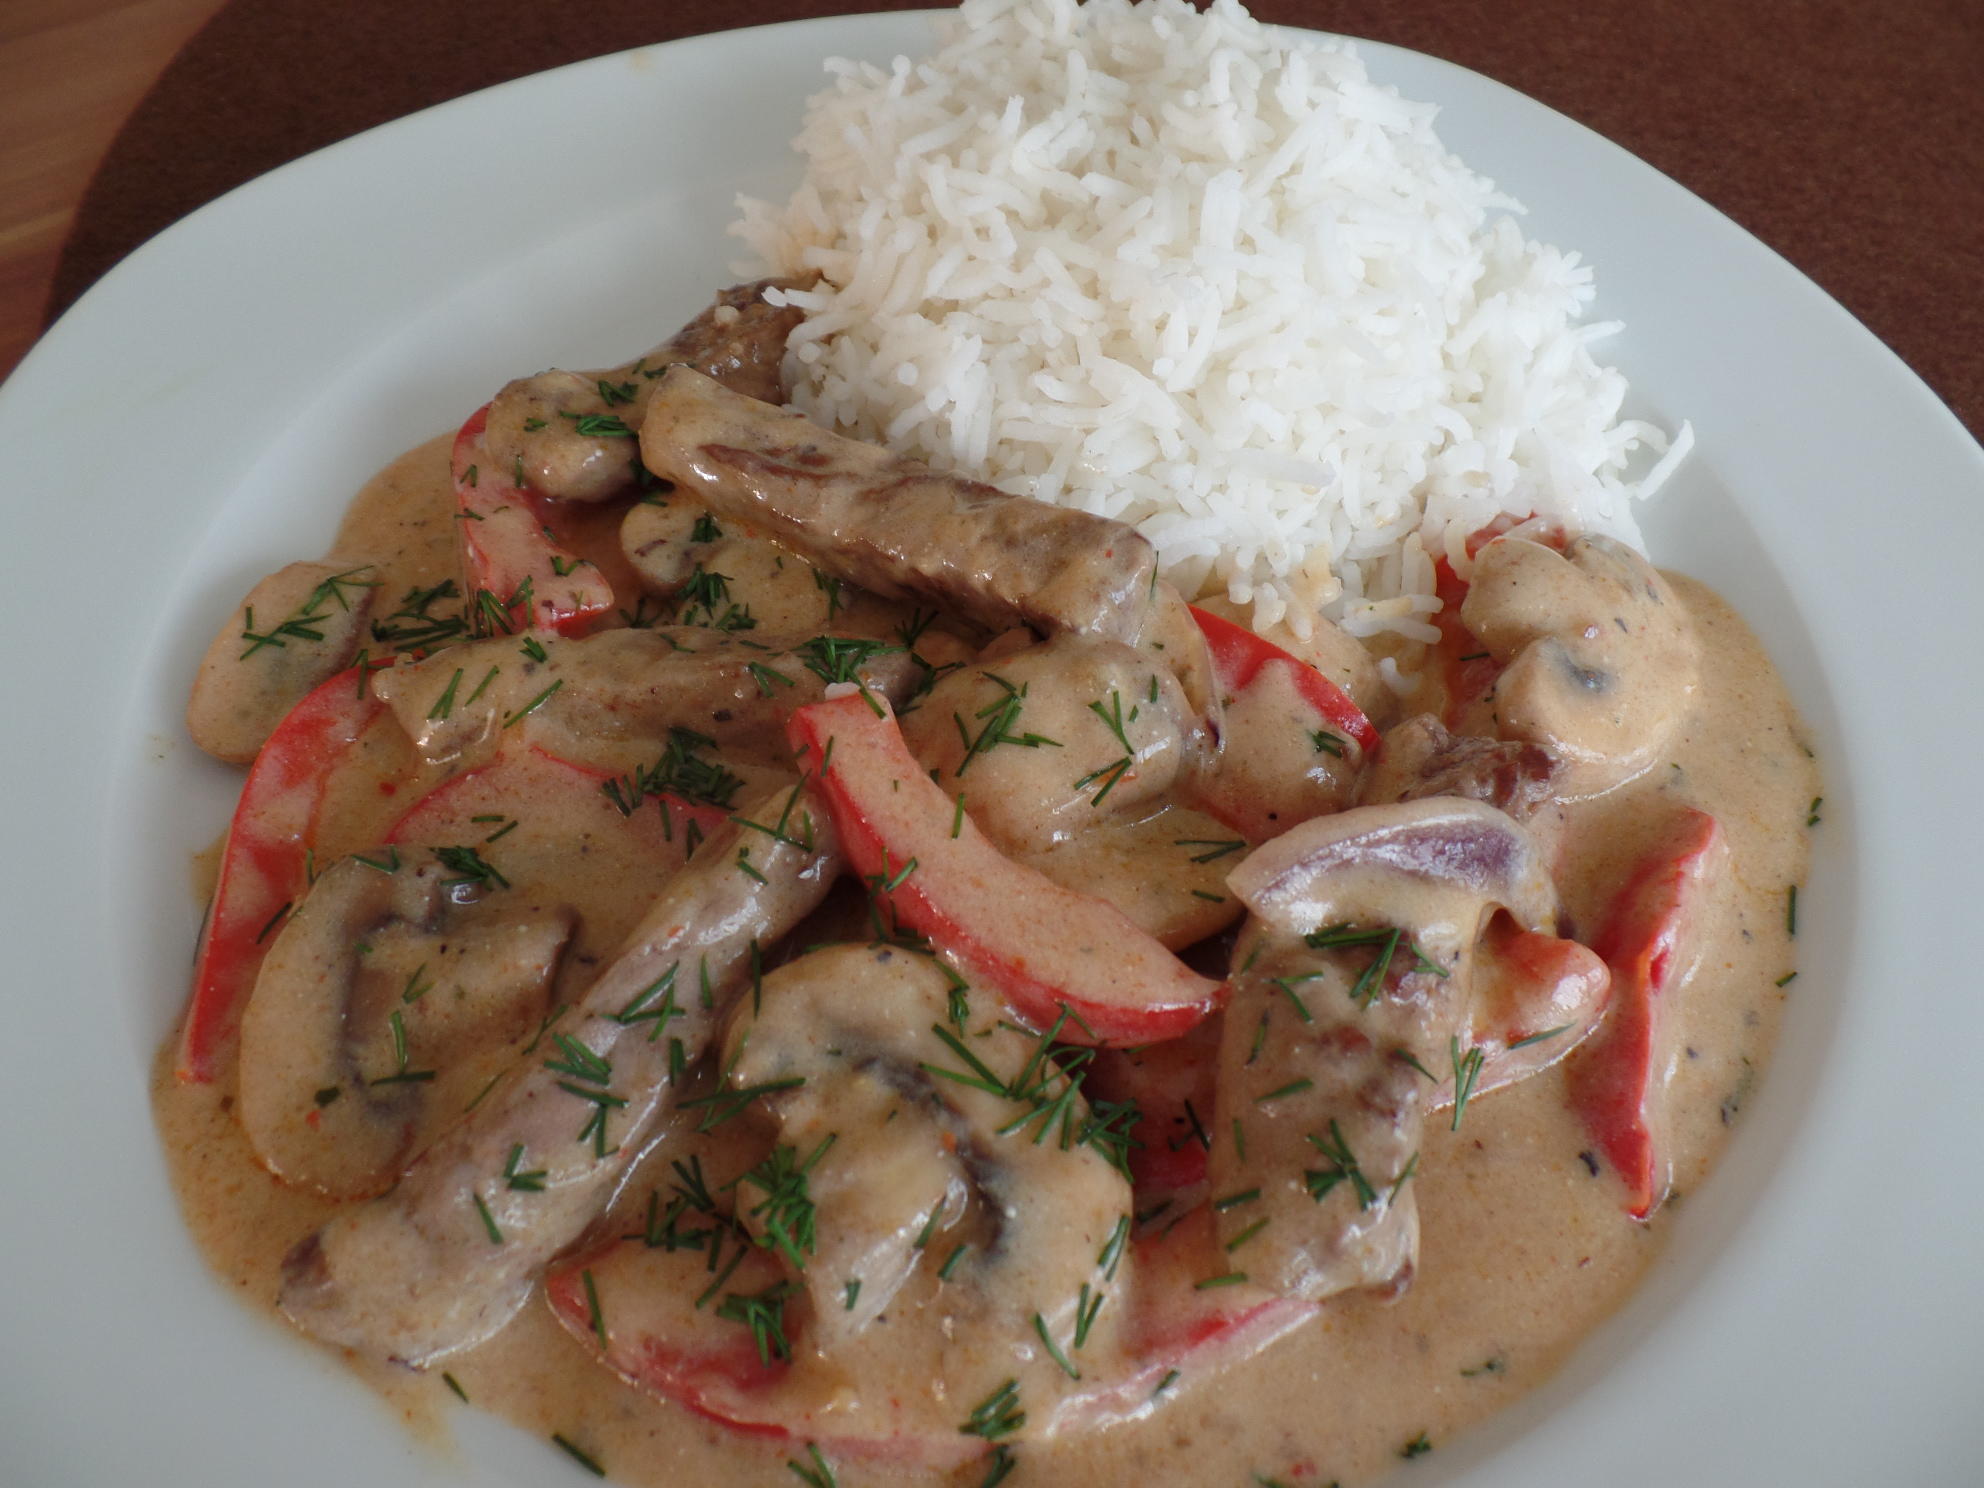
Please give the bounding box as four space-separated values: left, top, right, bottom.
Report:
157 440 1816 1485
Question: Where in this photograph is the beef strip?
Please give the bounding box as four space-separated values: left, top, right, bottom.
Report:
641 365 1160 637
1211 801 1560 1302
1361 713 1561 820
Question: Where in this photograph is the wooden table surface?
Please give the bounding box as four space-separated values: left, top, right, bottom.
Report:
4 0 1981 440
0 0 226 378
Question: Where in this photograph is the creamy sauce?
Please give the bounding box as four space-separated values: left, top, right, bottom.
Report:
157 439 1815 1486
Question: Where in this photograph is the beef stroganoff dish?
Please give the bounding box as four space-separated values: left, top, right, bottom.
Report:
157 3 1817 1484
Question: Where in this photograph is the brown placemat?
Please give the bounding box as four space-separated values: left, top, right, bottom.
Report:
50 0 1984 439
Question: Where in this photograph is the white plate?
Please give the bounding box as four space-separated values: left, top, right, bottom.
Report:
4 11 1980 1486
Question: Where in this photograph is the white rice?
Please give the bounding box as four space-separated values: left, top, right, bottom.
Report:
730 0 1687 651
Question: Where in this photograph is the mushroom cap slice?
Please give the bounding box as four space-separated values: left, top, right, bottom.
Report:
186 560 378 764
1228 797 1559 948
237 853 572 1200
897 634 1198 854
722 943 1133 1360
479 278 808 505
1460 535 1699 793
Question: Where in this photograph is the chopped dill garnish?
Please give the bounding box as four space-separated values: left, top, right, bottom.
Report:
501 677 563 728
602 726 744 814
239 565 380 660
1305 1119 1377 1209
786 1444 838 1488
472 1193 503 1244
434 844 509 892
717 1282 796 1364
1033 1313 1081 1379
961 1379 1025 1441
953 674 1061 775
1449 1037 1486 1131
558 411 635 438
550 1433 606 1477
1176 837 1246 863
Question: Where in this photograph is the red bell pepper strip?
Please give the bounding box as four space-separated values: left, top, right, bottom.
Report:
1086 1027 1220 1195
788 691 1224 1045
381 743 730 866
544 1205 1314 1462
1428 518 1567 723
543 1242 796 1414
1107 1209 1316 1375
1564 807 1727 1218
1430 556 1505 724
1187 605 1379 755
1416 917 1611 1115
177 665 387 1083
1476 917 1610 1049
452 403 615 637
544 1238 978 1468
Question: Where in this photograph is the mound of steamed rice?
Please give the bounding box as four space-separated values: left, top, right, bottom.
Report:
731 0 1690 661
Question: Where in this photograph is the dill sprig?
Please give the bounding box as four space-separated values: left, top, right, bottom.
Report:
1176 837 1247 863
961 1379 1025 1441
737 1137 834 1272
1449 1036 1486 1131
919 1007 1140 1179
715 1282 796 1365
558 410 635 438
434 844 509 892
793 634 901 687
953 674 1060 775
1303 922 1448 1007
602 726 745 815
240 565 379 659
786 1444 838 1488
1074 690 1135 806
1304 1119 1378 1209
369 578 467 653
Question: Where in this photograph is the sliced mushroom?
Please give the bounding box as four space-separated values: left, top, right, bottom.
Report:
619 497 726 598
622 497 884 640
547 1102 1309 1461
237 853 572 1200
1194 659 1365 840
1459 534 1699 794
671 535 855 636
187 560 379 763
1015 804 1244 950
897 635 1199 854
480 279 807 504
722 943 1132 1368
1208 800 1559 1302
277 786 842 1365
